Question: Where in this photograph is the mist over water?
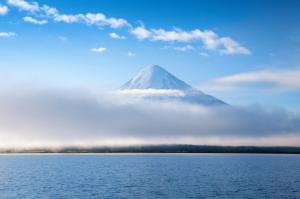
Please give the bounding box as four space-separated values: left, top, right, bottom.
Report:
0 86 299 148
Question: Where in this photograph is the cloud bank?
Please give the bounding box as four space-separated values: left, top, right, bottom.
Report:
0 86 299 148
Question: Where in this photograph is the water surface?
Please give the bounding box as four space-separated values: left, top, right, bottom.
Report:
0 154 299 198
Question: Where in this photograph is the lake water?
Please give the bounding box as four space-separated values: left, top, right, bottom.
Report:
0 154 299 199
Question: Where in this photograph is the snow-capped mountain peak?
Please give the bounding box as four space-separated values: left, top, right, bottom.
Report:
120 65 227 106
121 65 192 90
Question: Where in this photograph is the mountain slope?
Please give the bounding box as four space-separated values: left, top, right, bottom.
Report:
121 65 192 90
121 65 227 106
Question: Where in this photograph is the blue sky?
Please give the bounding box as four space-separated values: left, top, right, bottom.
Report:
1 0 300 109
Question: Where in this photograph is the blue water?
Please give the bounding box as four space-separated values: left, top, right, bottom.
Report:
0 154 299 199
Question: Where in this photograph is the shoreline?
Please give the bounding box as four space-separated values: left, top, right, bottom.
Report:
1 145 300 154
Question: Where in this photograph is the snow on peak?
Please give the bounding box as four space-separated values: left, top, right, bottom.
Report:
120 65 227 106
121 65 192 90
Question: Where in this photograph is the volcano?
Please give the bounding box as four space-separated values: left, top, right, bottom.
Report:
121 65 226 106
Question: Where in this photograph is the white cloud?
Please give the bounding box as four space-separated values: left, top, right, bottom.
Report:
7 0 250 56
151 28 198 42
23 16 47 25
46 10 129 28
53 14 84 23
84 13 129 28
7 0 39 12
109 32 126 40
0 87 300 148
8 0 130 28
41 4 58 16
219 37 251 55
131 26 152 40
131 26 251 55
0 5 8 15
0 32 16 38
204 68 300 91
90 47 107 53
127 51 136 57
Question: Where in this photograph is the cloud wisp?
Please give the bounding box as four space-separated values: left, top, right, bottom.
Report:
0 32 16 37
8 0 129 28
0 4 8 15
0 86 299 148
131 26 251 55
23 16 47 24
109 32 126 40
203 68 300 92
90 47 107 53
7 0 39 12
